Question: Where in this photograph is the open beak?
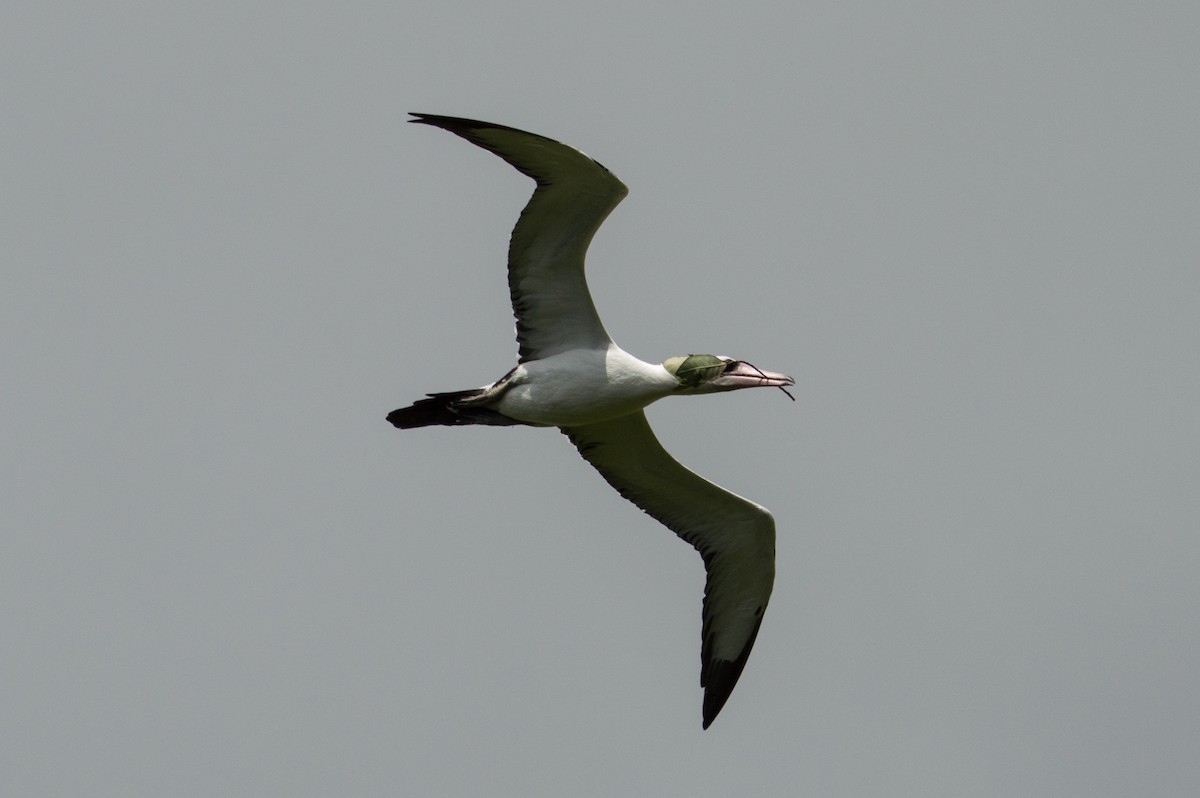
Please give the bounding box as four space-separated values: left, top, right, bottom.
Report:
711 361 796 399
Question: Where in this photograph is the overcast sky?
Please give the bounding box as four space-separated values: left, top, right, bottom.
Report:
3 2 1198 796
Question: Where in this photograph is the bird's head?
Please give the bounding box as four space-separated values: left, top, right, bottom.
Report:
663 354 795 400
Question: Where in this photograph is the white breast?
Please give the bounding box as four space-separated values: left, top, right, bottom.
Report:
495 347 678 427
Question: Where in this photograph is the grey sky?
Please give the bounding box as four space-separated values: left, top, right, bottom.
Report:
3 2 1198 796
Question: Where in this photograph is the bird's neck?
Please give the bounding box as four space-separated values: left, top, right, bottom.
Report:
603 346 680 395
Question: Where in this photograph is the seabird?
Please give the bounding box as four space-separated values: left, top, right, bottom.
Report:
389 114 793 729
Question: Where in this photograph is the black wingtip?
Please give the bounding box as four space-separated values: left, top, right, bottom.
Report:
408 112 465 128
699 614 765 729
407 112 470 130
407 112 525 135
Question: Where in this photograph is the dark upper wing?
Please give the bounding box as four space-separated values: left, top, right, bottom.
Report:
562 411 776 729
411 114 627 361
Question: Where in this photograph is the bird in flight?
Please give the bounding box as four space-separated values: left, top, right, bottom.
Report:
389 114 793 728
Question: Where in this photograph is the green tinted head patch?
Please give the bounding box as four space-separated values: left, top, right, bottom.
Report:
663 354 729 388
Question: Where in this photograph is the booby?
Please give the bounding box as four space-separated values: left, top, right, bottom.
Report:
389 114 793 729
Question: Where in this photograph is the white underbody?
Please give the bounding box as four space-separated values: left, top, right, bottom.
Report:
492 346 679 427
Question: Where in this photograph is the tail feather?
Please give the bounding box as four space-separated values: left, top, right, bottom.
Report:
387 389 522 429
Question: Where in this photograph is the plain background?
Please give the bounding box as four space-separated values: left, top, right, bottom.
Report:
3 2 1198 796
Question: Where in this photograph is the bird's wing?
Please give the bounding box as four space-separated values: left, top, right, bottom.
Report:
562 411 776 729
410 114 627 362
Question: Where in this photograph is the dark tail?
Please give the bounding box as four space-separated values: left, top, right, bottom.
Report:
386 389 523 429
